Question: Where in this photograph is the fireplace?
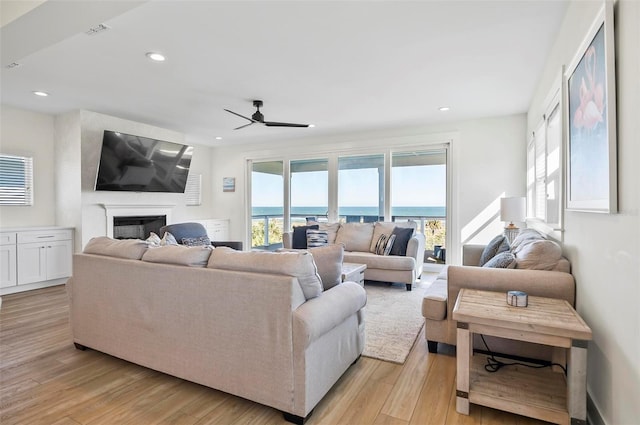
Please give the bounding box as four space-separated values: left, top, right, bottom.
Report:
113 215 166 240
102 204 175 239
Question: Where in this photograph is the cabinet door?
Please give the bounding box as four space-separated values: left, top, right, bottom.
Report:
0 245 17 288
46 240 73 280
17 242 47 285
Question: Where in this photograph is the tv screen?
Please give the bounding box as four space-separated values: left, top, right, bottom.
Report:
95 130 193 193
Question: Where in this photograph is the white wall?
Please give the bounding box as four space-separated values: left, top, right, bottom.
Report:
0 106 56 227
211 113 526 264
527 1 639 424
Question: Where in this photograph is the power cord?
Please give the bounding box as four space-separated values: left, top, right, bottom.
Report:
480 335 567 375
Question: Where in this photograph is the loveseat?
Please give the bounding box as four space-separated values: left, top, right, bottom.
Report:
284 221 426 291
422 229 575 361
68 238 366 424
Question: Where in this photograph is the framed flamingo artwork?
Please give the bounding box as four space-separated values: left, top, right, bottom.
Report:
565 1 617 213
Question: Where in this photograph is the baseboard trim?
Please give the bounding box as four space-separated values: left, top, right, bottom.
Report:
587 392 606 425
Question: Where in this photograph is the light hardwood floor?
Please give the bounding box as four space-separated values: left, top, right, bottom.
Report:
0 285 551 425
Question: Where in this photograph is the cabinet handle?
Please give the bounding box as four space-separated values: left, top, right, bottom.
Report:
37 235 55 238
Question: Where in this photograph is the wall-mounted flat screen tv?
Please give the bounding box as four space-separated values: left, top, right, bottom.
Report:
95 130 193 193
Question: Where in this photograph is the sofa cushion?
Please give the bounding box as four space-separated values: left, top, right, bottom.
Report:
83 236 148 260
343 251 415 271
368 221 416 253
292 225 319 249
308 244 344 290
306 229 328 248
142 245 212 267
482 251 516 269
478 234 510 266
515 239 563 271
335 222 374 252
389 227 414 256
208 247 323 300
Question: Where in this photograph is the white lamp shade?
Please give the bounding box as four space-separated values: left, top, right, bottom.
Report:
500 197 526 223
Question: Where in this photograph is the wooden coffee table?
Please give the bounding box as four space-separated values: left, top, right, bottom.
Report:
452 289 592 425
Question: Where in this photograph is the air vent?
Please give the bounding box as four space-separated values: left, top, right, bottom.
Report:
85 23 111 36
5 62 21 69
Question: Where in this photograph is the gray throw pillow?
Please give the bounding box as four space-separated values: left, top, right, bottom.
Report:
306 229 328 248
482 251 516 268
182 236 211 246
478 235 510 266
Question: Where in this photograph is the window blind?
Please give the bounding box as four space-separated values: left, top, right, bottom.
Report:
0 154 33 205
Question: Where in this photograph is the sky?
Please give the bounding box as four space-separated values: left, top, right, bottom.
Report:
252 164 446 207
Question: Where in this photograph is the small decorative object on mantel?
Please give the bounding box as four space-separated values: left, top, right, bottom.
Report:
500 197 526 244
506 290 528 307
222 177 235 192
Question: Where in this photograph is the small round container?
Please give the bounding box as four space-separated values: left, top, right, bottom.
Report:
506 290 528 307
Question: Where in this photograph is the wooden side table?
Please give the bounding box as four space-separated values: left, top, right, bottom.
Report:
341 263 366 287
452 289 592 425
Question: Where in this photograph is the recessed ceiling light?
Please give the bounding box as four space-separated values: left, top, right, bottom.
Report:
146 52 166 62
33 91 49 97
215 137 222 140
438 106 450 112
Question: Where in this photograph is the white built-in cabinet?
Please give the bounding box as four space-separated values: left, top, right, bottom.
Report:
191 219 230 241
1 227 74 295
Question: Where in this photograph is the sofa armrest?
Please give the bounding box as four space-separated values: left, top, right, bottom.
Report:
283 232 292 249
293 281 366 348
447 266 575 315
406 232 426 274
462 244 485 266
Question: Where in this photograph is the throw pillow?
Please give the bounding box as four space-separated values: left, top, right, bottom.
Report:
383 234 396 255
161 231 178 246
182 236 212 246
306 229 328 248
478 235 510 266
374 234 389 255
482 251 516 269
142 245 212 267
307 222 341 244
83 236 148 260
369 222 396 253
292 225 319 249
515 239 563 270
146 232 162 247
389 227 413 256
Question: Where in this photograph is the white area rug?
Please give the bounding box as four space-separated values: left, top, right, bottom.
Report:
362 273 437 364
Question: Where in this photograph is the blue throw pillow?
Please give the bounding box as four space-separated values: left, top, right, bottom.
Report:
478 235 510 266
389 227 413 256
292 225 319 249
482 251 516 268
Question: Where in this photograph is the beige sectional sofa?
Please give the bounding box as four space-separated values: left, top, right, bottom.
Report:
422 230 575 361
68 238 366 424
284 221 426 290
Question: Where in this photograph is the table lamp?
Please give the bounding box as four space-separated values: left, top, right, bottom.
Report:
500 197 526 244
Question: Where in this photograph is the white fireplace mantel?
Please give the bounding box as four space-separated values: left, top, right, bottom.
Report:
102 204 175 237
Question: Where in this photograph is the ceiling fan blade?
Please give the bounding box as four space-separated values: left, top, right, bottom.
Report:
234 122 255 130
224 109 256 123
264 121 309 128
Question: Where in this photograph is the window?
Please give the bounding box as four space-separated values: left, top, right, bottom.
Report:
0 154 33 206
527 87 562 230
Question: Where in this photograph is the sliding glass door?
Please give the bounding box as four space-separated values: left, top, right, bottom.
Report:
338 154 384 223
290 158 328 227
251 161 284 250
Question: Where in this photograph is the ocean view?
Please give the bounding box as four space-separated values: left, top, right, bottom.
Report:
252 206 446 218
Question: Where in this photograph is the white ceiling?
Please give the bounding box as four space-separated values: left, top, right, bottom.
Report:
1 0 568 146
